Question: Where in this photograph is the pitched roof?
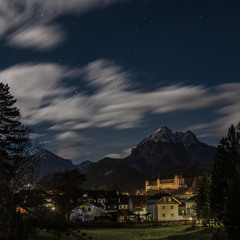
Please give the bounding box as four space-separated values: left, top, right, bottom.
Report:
130 195 151 207
144 193 171 205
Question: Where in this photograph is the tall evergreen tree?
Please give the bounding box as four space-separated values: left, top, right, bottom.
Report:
195 175 211 227
211 122 240 240
0 83 40 239
0 83 21 179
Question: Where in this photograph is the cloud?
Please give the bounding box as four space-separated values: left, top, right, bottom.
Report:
0 63 76 118
54 131 89 159
8 24 65 50
0 0 130 50
105 148 132 159
1 59 240 154
189 83 240 138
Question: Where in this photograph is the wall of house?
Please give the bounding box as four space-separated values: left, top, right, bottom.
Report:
153 204 158 221
156 203 179 221
71 203 104 221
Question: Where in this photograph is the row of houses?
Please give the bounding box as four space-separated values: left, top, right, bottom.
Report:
69 190 196 222
16 189 196 222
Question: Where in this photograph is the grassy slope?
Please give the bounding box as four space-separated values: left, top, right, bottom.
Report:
77 226 211 240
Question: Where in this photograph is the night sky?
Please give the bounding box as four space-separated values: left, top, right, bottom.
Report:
0 0 240 163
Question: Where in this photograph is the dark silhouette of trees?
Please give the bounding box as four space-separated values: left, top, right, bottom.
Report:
195 175 211 226
40 169 86 221
211 122 240 240
0 83 41 239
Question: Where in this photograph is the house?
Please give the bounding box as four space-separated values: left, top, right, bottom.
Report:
16 190 53 211
184 196 196 218
70 202 104 221
105 192 129 213
144 193 181 221
128 195 151 221
113 210 135 222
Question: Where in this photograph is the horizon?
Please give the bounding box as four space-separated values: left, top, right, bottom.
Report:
42 125 217 164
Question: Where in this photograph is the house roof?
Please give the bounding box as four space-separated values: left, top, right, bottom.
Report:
144 193 181 205
74 201 104 209
144 193 171 204
130 195 151 207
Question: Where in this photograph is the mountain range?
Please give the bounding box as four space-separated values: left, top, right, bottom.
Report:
36 126 217 193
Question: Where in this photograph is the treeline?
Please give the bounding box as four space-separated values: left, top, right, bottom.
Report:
195 123 240 240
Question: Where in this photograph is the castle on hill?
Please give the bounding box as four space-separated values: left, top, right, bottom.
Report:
145 175 187 192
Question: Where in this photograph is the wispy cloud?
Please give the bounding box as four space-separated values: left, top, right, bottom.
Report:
1 59 239 152
54 131 89 159
105 148 132 159
0 0 129 50
189 83 240 137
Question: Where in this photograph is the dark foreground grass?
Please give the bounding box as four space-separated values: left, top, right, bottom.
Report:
76 225 211 240
30 230 75 240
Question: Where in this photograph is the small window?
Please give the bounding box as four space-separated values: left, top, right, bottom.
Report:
171 213 174 217
82 208 85 211
162 205 165 209
88 208 91 211
162 213 165 217
170 205 174 209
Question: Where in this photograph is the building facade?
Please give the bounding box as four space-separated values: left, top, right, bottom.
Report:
145 175 187 192
145 193 181 221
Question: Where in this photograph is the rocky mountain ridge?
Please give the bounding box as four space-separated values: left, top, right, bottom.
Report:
36 126 217 192
141 126 199 146
120 126 216 175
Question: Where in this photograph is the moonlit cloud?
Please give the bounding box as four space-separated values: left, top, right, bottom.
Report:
1 59 239 158
105 148 132 159
8 24 65 50
0 0 130 50
54 131 90 160
189 83 240 138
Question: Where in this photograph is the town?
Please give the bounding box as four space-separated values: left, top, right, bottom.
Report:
16 175 195 223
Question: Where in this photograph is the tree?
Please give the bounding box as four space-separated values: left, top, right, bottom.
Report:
0 83 41 239
42 169 86 221
195 175 211 226
210 122 240 240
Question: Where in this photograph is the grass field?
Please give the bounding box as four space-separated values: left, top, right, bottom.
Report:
30 230 75 240
76 225 211 240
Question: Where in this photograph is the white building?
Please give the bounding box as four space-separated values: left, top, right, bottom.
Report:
145 193 181 221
